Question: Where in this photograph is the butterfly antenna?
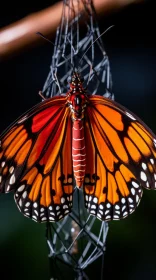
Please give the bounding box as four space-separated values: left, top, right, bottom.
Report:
78 25 114 69
36 32 55 46
37 32 75 89
86 64 93 86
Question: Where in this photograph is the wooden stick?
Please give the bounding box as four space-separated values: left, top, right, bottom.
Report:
0 0 143 59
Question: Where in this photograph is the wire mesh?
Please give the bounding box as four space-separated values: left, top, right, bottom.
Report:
42 0 113 99
46 190 109 279
41 0 113 279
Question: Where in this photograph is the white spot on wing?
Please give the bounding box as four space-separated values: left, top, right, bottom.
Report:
18 185 25 192
25 212 30 216
93 197 98 203
90 210 96 214
49 217 55 221
132 181 139 188
61 197 65 204
50 212 55 216
113 215 119 219
6 185 10 192
32 215 37 220
58 215 63 220
140 171 147 182
22 191 27 199
136 195 139 203
34 210 38 216
97 213 102 219
122 205 126 212
131 188 135 195
150 158 154 165
18 115 28 124
25 202 30 207
85 195 88 201
130 204 134 208
19 199 22 207
33 202 38 208
1 162 5 168
142 163 147 170
105 215 111 219
125 112 136 120
106 203 111 208
9 174 15 185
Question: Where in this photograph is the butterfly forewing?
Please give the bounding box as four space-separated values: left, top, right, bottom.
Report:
0 96 74 222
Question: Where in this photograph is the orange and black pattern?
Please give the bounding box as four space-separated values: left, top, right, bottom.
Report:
0 96 73 222
84 96 156 220
1 82 156 223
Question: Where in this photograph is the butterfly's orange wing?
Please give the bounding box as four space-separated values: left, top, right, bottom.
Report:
84 95 156 221
0 96 73 222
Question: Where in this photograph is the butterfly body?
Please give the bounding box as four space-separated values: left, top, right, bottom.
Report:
67 72 87 188
1 72 156 223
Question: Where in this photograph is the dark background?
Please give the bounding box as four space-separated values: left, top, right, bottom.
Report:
0 0 156 279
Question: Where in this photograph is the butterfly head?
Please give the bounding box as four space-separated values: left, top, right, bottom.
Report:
67 72 84 88
67 72 87 119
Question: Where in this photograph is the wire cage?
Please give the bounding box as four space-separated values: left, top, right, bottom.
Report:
41 0 113 279
46 190 109 279
42 0 113 99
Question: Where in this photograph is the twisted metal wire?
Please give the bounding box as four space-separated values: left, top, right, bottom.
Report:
46 190 109 279
42 0 113 98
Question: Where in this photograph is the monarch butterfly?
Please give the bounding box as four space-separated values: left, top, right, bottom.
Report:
0 72 156 223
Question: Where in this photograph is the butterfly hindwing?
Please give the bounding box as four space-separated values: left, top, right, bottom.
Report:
0 96 74 222
84 95 156 221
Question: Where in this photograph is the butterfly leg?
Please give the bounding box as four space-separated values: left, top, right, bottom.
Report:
54 72 62 95
38 91 47 100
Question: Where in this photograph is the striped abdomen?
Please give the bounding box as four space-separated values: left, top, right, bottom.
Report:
72 120 86 188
